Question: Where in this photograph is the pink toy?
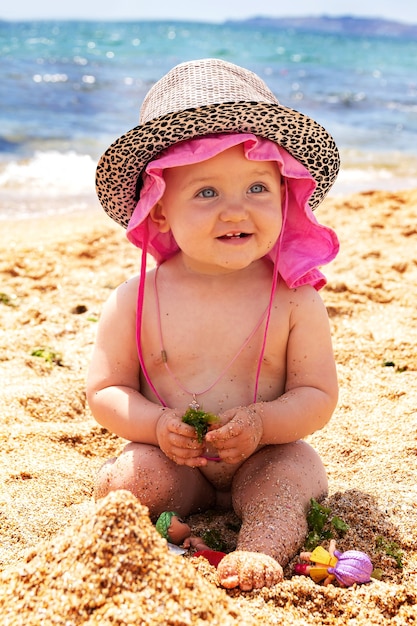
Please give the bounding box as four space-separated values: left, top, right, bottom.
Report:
294 539 373 587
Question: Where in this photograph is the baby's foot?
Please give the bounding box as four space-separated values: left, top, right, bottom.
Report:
217 550 283 591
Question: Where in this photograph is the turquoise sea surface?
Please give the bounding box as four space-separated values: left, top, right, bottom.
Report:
1 19 416 218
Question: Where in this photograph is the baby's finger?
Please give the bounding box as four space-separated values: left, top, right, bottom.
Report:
169 431 202 451
169 420 199 439
170 449 208 467
217 448 247 465
206 420 242 443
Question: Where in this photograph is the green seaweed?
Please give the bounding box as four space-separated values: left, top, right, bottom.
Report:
182 408 219 443
304 498 349 551
201 529 227 552
31 346 63 366
0 292 17 307
376 536 403 569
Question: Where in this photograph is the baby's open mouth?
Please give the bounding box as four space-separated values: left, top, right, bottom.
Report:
218 232 250 239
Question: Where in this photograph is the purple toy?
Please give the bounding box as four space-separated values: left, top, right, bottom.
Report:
295 539 373 587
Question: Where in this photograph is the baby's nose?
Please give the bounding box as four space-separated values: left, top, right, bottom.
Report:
219 198 249 221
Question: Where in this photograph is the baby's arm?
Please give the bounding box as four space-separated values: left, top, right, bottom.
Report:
86 278 163 443
206 286 338 460
258 285 338 444
86 278 206 466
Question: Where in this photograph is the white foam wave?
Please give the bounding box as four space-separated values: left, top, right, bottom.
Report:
0 151 97 196
329 147 417 195
332 167 417 195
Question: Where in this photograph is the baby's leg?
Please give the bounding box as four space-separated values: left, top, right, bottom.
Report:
94 442 216 520
217 441 327 590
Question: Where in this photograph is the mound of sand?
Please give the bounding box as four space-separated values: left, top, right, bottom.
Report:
0 491 257 625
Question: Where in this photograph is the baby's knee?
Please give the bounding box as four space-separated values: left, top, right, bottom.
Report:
275 440 328 502
233 442 327 509
94 456 117 499
123 441 170 469
290 440 328 489
263 440 326 473
94 444 167 501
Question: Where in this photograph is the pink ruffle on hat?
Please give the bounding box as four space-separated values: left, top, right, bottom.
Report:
126 133 339 289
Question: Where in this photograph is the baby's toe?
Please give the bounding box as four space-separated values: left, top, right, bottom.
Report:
216 554 240 589
217 550 283 591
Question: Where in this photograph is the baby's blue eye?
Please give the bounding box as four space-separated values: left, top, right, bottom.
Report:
198 188 216 198
249 184 266 194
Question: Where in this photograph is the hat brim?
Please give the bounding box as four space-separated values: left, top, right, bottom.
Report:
96 101 340 229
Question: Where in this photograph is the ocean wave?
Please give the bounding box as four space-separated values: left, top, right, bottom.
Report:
0 151 96 196
0 146 415 221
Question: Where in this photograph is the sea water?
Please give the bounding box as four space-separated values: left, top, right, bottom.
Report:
1 19 416 218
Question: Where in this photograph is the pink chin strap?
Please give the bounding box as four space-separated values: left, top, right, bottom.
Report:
136 185 286 407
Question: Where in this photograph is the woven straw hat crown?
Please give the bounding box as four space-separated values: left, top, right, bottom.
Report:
96 58 340 229
139 58 280 123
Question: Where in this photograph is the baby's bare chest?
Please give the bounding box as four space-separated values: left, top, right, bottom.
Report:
141 295 289 409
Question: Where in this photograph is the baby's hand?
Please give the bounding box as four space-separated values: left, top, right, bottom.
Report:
205 406 263 464
156 408 207 467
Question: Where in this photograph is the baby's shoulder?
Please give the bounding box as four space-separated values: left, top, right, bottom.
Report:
103 273 142 311
274 281 325 311
114 274 140 296
275 279 315 298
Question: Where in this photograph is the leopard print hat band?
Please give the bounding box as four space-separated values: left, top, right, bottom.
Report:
95 58 340 229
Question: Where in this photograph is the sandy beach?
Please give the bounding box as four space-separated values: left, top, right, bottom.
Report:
0 186 416 624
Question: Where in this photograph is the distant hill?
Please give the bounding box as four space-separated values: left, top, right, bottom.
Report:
225 15 417 39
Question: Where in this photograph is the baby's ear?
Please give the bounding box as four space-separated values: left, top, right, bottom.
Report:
149 202 170 232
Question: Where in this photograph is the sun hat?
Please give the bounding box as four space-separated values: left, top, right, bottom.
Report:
95 58 340 229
